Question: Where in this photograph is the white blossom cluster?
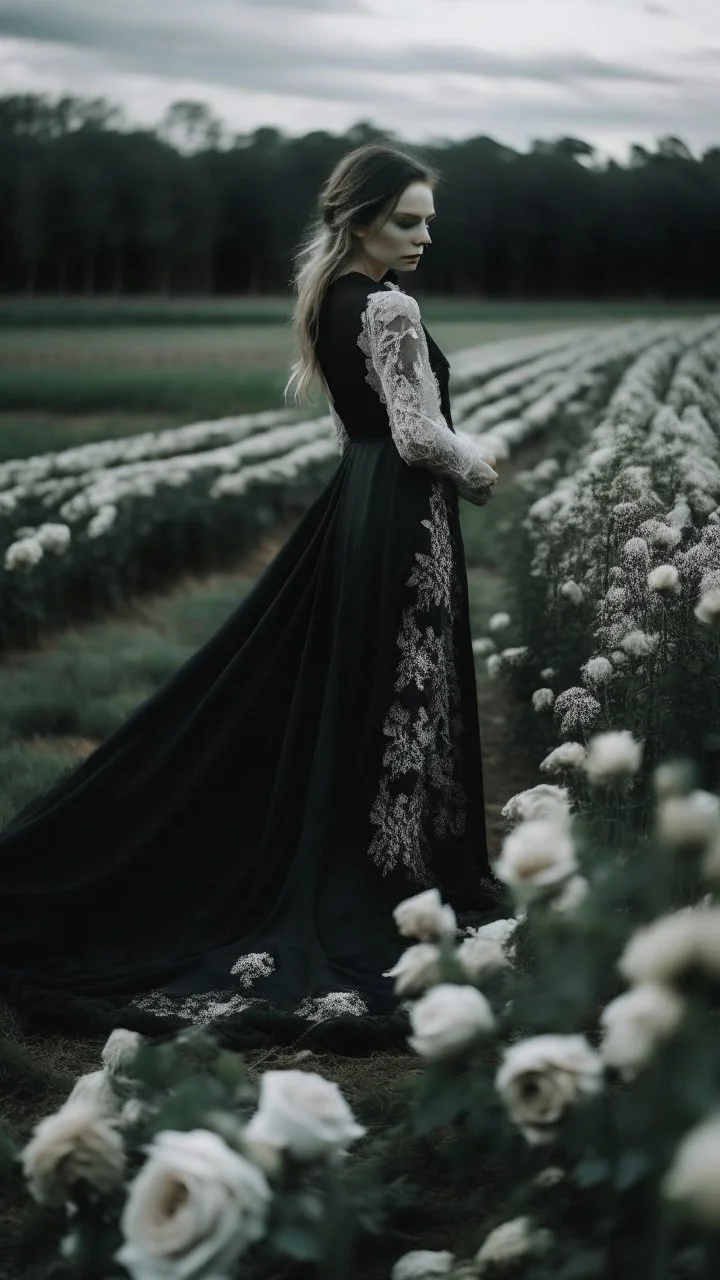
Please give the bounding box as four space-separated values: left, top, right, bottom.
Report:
19 1027 368 1279
519 319 720 760
451 317 694 464
0 408 337 580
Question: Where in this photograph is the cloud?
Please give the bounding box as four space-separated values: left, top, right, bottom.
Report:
0 0 685 103
0 0 717 162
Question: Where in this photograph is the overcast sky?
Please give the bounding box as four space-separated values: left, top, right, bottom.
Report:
0 0 718 162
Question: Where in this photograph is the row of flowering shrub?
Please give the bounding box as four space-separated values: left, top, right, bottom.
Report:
0 318 699 650
8 746 720 1280
475 315 720 828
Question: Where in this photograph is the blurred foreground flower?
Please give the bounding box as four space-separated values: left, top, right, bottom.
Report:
489 612 511 632
243 1070 366 1162
384 943 442 997
495 1034 603 1145
391 1250 455 1280
475 1216 552 1273
531 687 555 712
619 908 720 986
501 784 571 827
393 888 457 942
117 1129 271 1280
22 1100 125 1206
584 730 643 786
409 983 495 1058
495 818 577 907
540 743 587 775
663 1112 720 1227
599 983 685 1079
695 588 720 626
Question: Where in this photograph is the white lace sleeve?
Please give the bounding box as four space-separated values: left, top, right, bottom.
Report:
327 398 350 457
359 289 497 506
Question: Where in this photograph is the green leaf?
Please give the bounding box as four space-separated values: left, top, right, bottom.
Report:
572 1156 612 1188
412 1079 471 1135
613 1148 652 1191
271 1190 324 1262
555 1247 605 1279
271 1221 323 1262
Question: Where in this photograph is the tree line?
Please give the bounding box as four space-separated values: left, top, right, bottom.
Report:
1 93 719 300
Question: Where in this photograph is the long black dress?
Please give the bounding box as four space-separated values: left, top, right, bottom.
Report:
0 270 504 1053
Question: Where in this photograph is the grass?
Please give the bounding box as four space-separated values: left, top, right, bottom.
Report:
0 366 296 418
0 293 717 328
2 294 716 422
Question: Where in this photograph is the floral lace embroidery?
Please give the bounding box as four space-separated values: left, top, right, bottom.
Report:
294 991 369 1022
367 478 467 883
129 989 257 1024
229 951 275 986
127 951 370 1026
357 289 496 506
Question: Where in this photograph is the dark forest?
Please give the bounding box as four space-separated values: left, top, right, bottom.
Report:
1 93 718 299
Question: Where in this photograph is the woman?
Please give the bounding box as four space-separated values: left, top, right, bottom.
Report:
0 144 504 1054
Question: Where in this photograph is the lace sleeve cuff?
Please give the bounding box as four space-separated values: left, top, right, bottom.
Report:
359 290 497 505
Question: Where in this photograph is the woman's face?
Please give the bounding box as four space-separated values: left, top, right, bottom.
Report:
354 180 435 277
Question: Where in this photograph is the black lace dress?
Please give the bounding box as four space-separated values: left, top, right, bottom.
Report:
0 270 504 1054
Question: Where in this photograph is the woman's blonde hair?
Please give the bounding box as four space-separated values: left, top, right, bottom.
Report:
283 142 441 408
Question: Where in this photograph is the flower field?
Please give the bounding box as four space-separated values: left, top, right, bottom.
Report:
4 308 720 1280
3 314 718 658
472 313 720 826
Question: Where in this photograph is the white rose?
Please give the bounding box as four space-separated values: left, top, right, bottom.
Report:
456 935 511 982
496 1034 603 1145
550 874 589 915
539 743 587 775
657 790 720 848
101 1028 143 1078
393 888 457 942
618 908 720 985
475 1216 552 1272
384 943 442 997
584 730 643 785
243 1070 366 1161
117 1129 271 1280
599 983 685 1079
22 1100 125 1206
408 983 495 1058
466 918 519 948
663 1112 720 1226
488 612 511 631
531 688 555 712
494 819 577 906
391 1250 456 1280
501 784 571 827
65 1069 121 1115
